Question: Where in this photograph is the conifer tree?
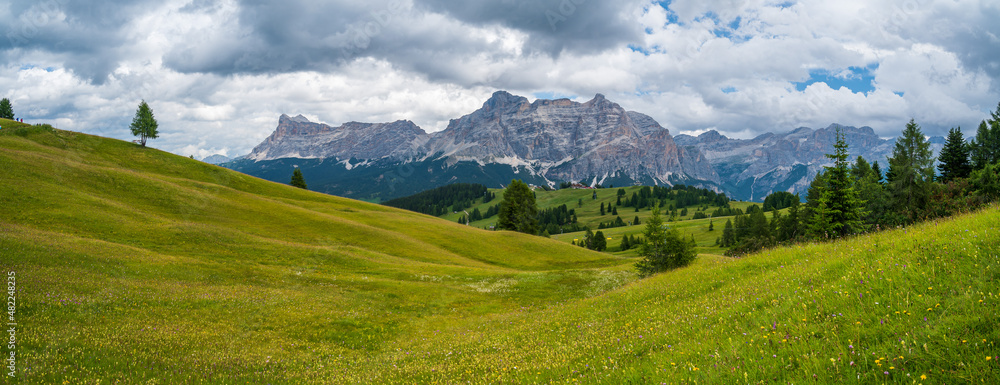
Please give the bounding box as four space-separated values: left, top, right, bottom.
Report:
593 231 607 251
129 100 159 147
970 109 1000 170
887 119 935 222
583 229 595 249
497 179 539 235
0 98 14 120
290 168 308 189
635 207 696 276
938 126 972 182
809 128 867 238
721 219 734 247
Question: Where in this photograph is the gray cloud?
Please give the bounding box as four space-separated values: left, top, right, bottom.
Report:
412 0 645 55
1 0 998 158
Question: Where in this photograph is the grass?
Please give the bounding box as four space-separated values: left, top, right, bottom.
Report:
1 125 997 383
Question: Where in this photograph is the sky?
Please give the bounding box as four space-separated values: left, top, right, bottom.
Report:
2 0 999 159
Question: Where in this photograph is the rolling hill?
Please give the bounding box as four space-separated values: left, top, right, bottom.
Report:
1 122 997 383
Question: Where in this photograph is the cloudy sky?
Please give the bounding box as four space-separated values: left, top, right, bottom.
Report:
2 0 998 158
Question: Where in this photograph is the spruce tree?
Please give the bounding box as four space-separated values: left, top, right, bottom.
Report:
708 219 714 232
871 161 884 184
600 202 605 215
854 157 889 227
937 127 972 182
0 98 14 120
290 168 308 189
497 179 539 235
807 199 834 239
810 128 867 238
887 119 935 222
612 206 618 215
633 216 640 225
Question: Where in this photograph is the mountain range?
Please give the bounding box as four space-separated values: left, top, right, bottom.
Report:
225 91 942 202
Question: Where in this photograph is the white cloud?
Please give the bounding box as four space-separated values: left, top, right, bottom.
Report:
0 0 997 158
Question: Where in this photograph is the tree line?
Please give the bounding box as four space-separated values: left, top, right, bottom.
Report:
384 183 494 216
720 107 1000 256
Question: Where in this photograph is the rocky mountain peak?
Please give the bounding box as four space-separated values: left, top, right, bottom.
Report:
483 91 529 112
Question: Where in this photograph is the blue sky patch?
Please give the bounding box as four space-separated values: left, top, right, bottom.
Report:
721 87 738 94
655 1 679 24
793 64 878 94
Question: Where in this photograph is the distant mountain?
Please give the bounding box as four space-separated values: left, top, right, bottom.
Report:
201 154 231 164
225 91 943 202
674 125 944 201
228 91 719 201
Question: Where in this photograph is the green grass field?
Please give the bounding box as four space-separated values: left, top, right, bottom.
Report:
1 124 997 383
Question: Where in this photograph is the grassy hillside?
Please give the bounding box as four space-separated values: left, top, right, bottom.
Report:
0 126 630 383
2 125 997 384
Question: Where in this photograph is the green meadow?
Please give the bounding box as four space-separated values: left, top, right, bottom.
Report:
1 122 997 383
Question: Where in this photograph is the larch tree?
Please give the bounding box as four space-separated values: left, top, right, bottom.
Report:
0 98 14 120
129 100 159 147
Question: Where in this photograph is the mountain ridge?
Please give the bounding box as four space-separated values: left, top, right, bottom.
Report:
229 92 942 201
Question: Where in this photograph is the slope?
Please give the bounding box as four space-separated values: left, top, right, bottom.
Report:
0 126 630 383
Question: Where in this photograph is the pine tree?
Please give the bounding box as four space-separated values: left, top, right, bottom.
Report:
290 168 307 189
497 179 539 235
0 98 14 120
938 127 972 182
633 216 640 225
600 202 605 215
620 234 631 251
887 119 935 222
129 100 159 147
708 219 714 232
612 206 618 215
